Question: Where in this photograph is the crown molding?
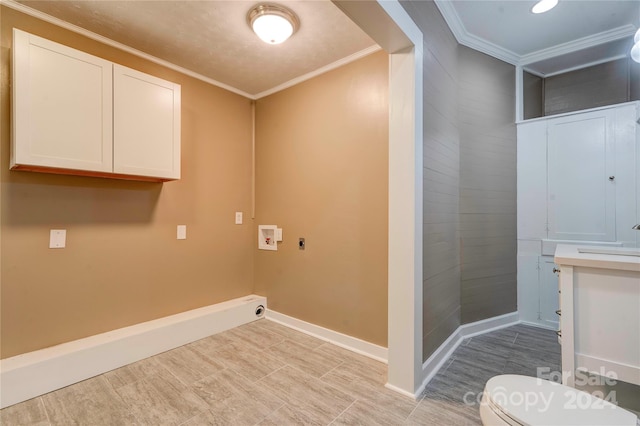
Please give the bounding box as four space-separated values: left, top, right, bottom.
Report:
434 0 519 65
433 0 466 45
254 45 381 99
519 25 636 66
434 0 636 72
0 0 257 99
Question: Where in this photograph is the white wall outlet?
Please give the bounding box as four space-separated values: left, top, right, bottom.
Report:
49 229 66 248
235 212 243 225
177 225 187 240
275 228 283 242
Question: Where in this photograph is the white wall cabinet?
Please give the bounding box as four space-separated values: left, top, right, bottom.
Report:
11 29 180 181
517 102 639 328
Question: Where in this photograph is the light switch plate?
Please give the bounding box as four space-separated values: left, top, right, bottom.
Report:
49 229 66 248
177 225 187 240
275 228 283 242
235 212 243 225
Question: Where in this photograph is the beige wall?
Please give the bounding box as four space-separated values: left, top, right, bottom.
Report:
1 7 254 358
254 51 389 347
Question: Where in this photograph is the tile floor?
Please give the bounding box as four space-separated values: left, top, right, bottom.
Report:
1 321 561 425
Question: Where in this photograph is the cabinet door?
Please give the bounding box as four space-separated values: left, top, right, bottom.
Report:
517 121 548 240
12 29 113 172
113 65 180 180
539 257 559 329
547 110 615 241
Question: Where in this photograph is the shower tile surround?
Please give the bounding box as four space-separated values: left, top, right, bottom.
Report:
1 321 569 425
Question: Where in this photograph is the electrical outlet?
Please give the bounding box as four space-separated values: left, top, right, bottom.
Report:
235 212 243 225
177 225 187 240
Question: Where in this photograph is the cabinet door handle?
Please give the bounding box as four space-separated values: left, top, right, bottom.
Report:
553 267 561 274
555 310 561 316
609 176 615 181
555 330 562 337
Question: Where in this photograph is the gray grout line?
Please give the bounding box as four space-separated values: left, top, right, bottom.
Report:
39 397 52 426
328 399 357 426
405 393 427 421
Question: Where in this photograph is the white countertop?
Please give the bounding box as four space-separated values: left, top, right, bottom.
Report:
554 244 640 273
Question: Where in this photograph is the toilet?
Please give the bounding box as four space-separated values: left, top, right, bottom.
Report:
480 375 638 426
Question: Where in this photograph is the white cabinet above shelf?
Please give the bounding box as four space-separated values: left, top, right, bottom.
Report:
11 29 181 182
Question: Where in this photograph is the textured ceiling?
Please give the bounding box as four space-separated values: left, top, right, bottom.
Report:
17 0 377 97
15 0 640 91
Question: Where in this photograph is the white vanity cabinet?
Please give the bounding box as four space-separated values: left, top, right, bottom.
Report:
11 29 180 181
517 102 639 328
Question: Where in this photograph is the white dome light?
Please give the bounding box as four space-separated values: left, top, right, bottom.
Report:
248 4 299 45
631 28 640 63
631 41 640 63
531 0 559 14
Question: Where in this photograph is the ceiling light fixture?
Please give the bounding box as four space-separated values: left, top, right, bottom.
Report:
531 0 558 14
631 28 640 63
247 3 299 45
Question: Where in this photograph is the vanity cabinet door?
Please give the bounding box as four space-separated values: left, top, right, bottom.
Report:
113 65 181 180
547 109 616 241
11 29 113 173
539 257 559 329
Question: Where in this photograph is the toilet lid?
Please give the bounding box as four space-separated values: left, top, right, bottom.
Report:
484 375 638 426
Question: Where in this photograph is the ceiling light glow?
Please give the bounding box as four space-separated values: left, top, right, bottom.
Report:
632 41 640 63
247 4 299 45
631 28 640 64
531 0 559 14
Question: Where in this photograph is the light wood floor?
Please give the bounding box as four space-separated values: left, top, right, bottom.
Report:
1 321 562 425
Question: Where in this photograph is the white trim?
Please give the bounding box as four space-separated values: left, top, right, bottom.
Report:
433 0 466 49
516 65 524 122
0 0 254 99
459 311 520 339
265 310 388 363
254 45 382 99
540 54 629 78
519 25 637 66
517 100 640 124
415 312 520 398
1 0 385 101
457 33 520 66
376 0 424 398
434 0 519 66
519 319 558 331
434 0 635 71
416 326 463 398
384 383 418 399
0 295 267 409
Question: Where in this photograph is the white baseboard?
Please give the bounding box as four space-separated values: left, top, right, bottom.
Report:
265 310 388 363
0 295 267 409
519 319 558 331
415 311 519 398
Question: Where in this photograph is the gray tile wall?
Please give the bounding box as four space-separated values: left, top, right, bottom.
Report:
400 0 462 361
523 71 543 120
544 58 631 116
458 46 517 324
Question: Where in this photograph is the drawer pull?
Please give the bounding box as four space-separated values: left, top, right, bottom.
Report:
553 267 561 274
555 330 562 337
555 310 561 316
